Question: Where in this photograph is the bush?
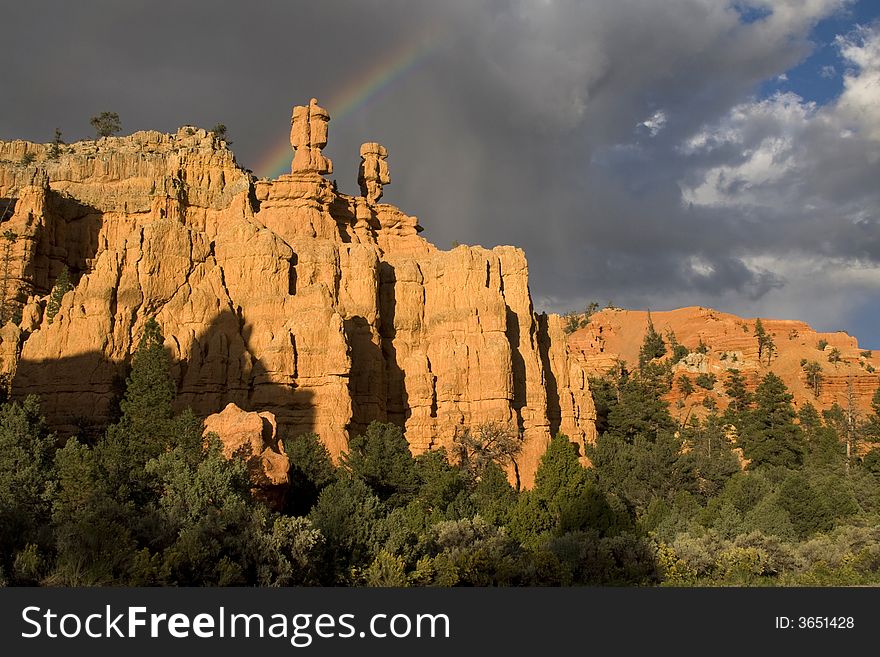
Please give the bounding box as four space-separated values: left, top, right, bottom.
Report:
671 344 689 364
695 373 716 390
210 123 232 145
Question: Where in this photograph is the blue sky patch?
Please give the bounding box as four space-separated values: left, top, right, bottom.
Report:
760 0 879 105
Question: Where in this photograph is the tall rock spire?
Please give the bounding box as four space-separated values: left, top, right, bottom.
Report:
290 98 333 175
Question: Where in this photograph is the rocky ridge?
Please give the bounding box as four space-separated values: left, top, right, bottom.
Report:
0 100 595 486
569 306 880 422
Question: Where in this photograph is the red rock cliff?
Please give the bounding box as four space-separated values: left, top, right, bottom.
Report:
0 101 595 486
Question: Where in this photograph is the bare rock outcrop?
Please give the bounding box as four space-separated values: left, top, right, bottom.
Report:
290 98 332 175
204 402 289 509
0 99 596 486
358 142 390 204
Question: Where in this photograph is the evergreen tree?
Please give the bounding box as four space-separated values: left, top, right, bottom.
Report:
282 431 336 516
536 434 620 535
341 421 419 507
210 123 231 144
753 318 776 364
471 461 518 526
678 414 740 500
802 361 823 397
309 475 385 583
589 374 620 436
119 318 175 432
777 472 833 539
798 403 842 468
605 376 677 444
638 311 666 369
739 372 804 468
763 334 776 365
146 436 264 585
0 397 57 582
50 436 142 585
753 318 766 362
0 230 17 324
798 402 822 431
97 317 176 503
412 448 471 519
48 128 64 160
677 375 694 398
90 111 121 138
45 266 72 324
723 368 751 414
864 384 880 444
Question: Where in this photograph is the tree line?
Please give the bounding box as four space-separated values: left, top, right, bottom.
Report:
1 319 880 586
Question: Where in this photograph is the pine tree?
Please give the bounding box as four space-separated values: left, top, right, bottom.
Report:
48 128 64 160
802 361 823 397
753 318 766 362
739 372 804 468
763 333 776 365
753 318 775 365
119 317 175 433
45 266 72 324
677 375 694 398
0 230 17 324
606 376 677 444
865 384 880 444
638 311 666 369
90 111 121 138
341 421 419 507
777 472 833 539
723 368 751 414
209 123 232 145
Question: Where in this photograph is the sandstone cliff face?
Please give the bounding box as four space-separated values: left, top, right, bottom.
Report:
569 306 880 423
0 108 595 486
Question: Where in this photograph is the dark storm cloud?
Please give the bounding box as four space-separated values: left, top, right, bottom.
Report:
3 1 878 344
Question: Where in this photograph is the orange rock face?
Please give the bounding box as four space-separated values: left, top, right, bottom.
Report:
0 102 595 487
204 402 289 508
569 306 880 423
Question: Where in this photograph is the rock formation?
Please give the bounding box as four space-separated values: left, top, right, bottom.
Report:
290 98 332 175
358 142 390 203
569 306 880 428
0 100 596 486
204 402 290 509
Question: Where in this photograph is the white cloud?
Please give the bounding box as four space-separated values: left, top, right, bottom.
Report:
835 25 880 139
679 92 818 207
638 109 667 136
680 25 880 208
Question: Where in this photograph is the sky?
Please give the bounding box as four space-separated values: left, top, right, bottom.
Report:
2 0 879 347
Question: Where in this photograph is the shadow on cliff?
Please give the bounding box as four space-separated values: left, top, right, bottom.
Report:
343 314 387 436
34 190 105 293
377 262 410 430
12 309 316 443
537 313 562 439
175 309 316 441
0 189 104 316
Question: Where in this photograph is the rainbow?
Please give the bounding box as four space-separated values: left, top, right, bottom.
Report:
253 25 444 180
